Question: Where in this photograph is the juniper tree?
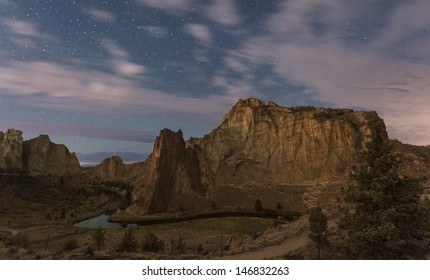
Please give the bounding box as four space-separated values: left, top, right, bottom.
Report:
117 227 137 253
339 119 427 259
92 226 105 251
308 207 328 259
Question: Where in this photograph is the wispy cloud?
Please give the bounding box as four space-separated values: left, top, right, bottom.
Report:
0 120 156 143
228 0 430 145
101 39 129 59
373 1 430 46
0 0 14 7
207 0 240 26
3 18 41 37
2 18 55 49
183 23 212 44
101 39 146 77
134 0 189 10
140 25 168 38
85 8 117 23
0 60 227 116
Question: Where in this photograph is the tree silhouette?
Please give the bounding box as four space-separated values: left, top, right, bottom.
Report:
308 207 328 259
92 226 105 251
339 119 428 259
255 199 263 211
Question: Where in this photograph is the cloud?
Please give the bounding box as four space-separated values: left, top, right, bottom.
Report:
111 60 145 76
207 0 240 26
140 25 168 38
229 0 430 145
0 60 227 116
0 0 14 7
183 23 212 44
101 39 129 59
0 120 157 143
85 8 117 23
372 0 430 46
101 39 146 77
134 0 189 10
1 18 55 49
3 19 41 37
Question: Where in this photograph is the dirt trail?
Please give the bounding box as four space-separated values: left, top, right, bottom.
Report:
0 228 19 236
220 219 336 260
221 230 309 260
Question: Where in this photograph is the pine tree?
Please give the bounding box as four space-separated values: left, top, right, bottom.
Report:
254 199 263 211
117 228 137 253
308 207 328 259
339 119 427 259
92 226 105 251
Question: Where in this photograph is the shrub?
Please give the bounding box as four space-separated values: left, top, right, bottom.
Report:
254 199 263 211
63 239 78 251
141 233 165 253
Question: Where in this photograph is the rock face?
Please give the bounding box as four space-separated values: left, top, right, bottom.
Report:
0 129 24 172
22 134 80 176
191 99 384 186
0 129 80 176
129 98 387 215
131 129 206 214
93 155 146 181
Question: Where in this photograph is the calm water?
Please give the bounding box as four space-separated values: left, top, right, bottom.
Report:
74 213 122 229
73 201 137 229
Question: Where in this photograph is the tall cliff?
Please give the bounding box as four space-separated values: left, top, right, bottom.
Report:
129 98 386 215
131 129 206 214
23 134 80 176
0 129 80 176
0 129 24 172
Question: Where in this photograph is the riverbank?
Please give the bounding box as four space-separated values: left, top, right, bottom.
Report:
108 209 301 226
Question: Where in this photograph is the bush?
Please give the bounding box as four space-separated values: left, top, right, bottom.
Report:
254 199 263 211
141 233 165 253
117 228 137 253
63 239 78 251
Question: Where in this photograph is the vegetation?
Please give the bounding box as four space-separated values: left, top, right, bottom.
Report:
117 228 138 253
308 207 328 259
172 235 186 256
108 208 300 225
339 119 429 259
141 232 165 253
165 235 190 257
63 238 78 251
92 226 105 251
254 199 263 211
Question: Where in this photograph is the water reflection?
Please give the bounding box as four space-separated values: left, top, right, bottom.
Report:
74 201 136 229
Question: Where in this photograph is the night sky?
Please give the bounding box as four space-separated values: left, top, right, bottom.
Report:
1 0 429 166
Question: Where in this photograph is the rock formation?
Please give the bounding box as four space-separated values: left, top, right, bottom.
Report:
132 129 206 214
0 129 24 172
0 129 80 176
128 98 387 215
22 134 80 176
93 155 146 181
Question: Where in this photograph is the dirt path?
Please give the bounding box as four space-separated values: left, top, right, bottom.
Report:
0 227 19 236
221 230 309 260
219 219 336 260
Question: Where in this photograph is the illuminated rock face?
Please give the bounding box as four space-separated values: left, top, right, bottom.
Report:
0 129 80 175
22 134 80 176
0 129 24 172
130 98 387 215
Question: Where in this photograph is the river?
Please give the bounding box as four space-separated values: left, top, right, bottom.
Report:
74 201 137 229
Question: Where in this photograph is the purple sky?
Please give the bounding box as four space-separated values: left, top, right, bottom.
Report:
1 0 429 165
